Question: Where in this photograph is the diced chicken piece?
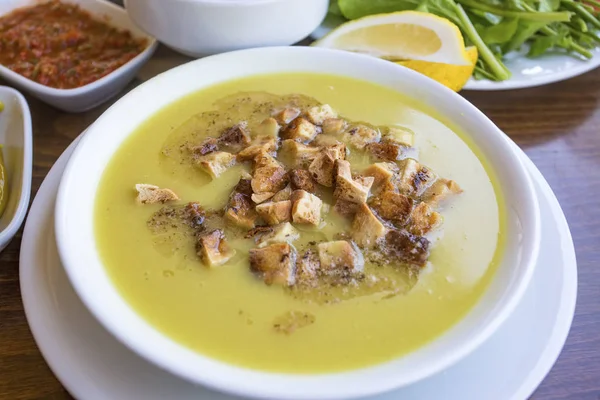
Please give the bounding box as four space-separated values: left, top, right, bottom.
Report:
273 107 301 125
289 169 317 193
296 249 320 286
421 178 463 207
381 229 430 268
195 151 236 179
343 124 381 149
291 189 322 225
409 202 443 236
334 199 361 218
249 243 297 286
321 118 347 135
251 151 289 193
256 117 280 138
256 200 292 225
279 140 320 168
370 190 414 225
255 222 300 248
333 160 374 204
225 192 258 229
196 229 236 267
351 203 388 248
308 144 346 187
382 126 414 147
318 240 364 275
306 104 338 125
271 184 292 202
190 137 218 156
366 140 406 162
218 123 251 152
396 159 437 197
281 117 319 143
362 162 398 193
237 136 278 161
251 192 275 204
135 184 179 204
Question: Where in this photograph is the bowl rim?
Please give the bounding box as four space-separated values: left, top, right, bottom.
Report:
0 0 158 96
54 46 541 400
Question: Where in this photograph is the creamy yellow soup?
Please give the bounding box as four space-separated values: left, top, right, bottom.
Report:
95 73 504 373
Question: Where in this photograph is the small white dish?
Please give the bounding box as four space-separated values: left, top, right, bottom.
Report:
0 0 158 113
53 47 540 399
311 24 600 91
0 86 32 252
20 136 576 400
124 0 328 57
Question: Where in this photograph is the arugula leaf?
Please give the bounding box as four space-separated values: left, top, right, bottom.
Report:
480 17 520 44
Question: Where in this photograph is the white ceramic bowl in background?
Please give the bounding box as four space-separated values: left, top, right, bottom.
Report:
54 47 541 400
0 86 32 252
0 0 157 113
124 0 328 57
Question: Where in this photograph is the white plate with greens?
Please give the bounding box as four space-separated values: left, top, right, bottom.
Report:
313 0 600 91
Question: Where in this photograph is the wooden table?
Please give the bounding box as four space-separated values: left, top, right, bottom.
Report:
0 44 599 399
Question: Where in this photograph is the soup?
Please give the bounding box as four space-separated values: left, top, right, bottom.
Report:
95 73 504 373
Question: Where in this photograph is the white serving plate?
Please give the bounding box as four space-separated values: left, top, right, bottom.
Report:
0 86 32 252
311 24 600 91
20 135 576 400
53 46 540 400
0 0 157 112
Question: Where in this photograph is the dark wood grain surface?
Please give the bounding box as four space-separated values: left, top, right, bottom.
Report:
0 43 599 400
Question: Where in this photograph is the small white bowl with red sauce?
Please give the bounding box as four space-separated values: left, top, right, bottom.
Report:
0 0 157 113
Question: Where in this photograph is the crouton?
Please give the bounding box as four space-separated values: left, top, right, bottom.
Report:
313 134 343 147
334 199 361 218
291 189 322 225
281 117 319 143
135 184 179 204
296 249 320 286
233 178 253 196
370 190 414 225
308 144 346 187
318 240 364 275
196 229 236 267
343 124 381 149
251 151 289 193
382 126 414 147
271 184 292 202
218 123 251 152
255 222 300 248
279 140 320 168
237 136 278 161
321 118 347 135
195 151 236 179
421 178 462 207
256 117 280 138
256 200 292 225
190 137 218 156
408 202 443 236
333 160 374 204
225 192 258 229
380 229 430 268
351 203 388 248
366 140 406 162
306 104 337 125
396 159 437 197
273 107 301 125
249 243 297 286
289 169 317 193
251 192 275 204
362 162 398 193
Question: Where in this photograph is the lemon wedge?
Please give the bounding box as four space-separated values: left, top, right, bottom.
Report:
313 11 471 66
0 145 7 218
395 46 478 92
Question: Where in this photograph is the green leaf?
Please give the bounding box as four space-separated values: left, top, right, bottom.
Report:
480 17 520 44
503 20 549 52
337 0 418 19
538 0 561 12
